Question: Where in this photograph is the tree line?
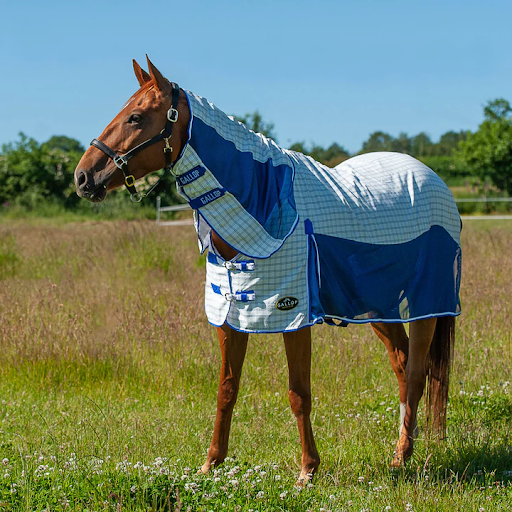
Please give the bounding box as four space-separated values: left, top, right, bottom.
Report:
1 98 511 215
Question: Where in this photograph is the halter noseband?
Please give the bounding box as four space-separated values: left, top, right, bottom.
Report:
90 82 181 202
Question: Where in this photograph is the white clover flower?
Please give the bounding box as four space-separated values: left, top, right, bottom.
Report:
385 507 391 511
329 494 336 500
405 504 413 511
358 476 365 483
256 491 264 499
274 475 281 481
130 485 137 493
279 491 287 500
273 464 279 470
2 458 9 465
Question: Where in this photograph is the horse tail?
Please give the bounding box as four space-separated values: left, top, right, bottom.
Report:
426 315 455 438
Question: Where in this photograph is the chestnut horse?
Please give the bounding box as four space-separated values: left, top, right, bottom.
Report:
75 57 458 483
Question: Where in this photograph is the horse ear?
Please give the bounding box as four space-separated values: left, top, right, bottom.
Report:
133 59 151 86
146 55 171 93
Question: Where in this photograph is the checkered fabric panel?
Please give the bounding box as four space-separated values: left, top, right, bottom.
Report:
205 227 310 332
289 151 461 246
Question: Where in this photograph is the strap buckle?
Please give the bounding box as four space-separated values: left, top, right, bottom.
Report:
224 291 256 302
125 175 136 187
167 108 179 123
114 155 128 169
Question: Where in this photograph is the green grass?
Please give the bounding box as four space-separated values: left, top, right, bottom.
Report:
1 219 512 511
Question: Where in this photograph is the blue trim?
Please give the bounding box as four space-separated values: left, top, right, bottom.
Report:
211 283 222 295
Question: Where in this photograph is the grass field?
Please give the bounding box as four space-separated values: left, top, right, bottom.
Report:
1 218 511 511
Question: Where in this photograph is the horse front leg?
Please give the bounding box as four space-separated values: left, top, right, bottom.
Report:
391 317 437 467
283 327 320 484
200 324 249 474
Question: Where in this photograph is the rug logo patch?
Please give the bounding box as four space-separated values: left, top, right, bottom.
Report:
276 297 299 311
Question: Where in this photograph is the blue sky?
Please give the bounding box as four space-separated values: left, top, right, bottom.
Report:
2 0 511 153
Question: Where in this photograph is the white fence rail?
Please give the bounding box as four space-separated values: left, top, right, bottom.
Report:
155 196 512 226
155 197 193 226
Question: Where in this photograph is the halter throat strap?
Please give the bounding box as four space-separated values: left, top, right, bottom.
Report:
90 82 181 202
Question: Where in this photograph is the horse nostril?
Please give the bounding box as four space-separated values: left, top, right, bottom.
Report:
77 171 87 188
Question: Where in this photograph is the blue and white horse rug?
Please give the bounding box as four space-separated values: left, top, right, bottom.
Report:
172 91 462 333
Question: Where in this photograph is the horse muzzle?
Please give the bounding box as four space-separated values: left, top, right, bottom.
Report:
75 168 108 203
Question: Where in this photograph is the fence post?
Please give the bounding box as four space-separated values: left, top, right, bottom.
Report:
156 196 161 225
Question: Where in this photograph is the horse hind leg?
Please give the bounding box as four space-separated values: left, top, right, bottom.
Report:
391 317 437 468
283 327 320 484
371 323 418 437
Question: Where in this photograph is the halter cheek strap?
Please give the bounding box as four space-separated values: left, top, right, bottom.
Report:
90 82 181 202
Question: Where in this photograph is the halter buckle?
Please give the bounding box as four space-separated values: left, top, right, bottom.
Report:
125 175 136 187
114 155 128 169
163 136 173 154
167 108 179 123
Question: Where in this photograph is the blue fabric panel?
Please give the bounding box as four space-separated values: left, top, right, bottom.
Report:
314 225 461 320
190 118 296 240
211 283 222 295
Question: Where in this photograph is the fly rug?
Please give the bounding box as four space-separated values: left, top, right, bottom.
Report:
174 91 461 332
74 59 462 484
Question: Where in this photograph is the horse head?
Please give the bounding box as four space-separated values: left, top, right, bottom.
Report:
74 57 189 202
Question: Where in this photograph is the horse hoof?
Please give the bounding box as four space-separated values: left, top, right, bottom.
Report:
295 470 315 487
199 462 212 474
390 455 404 469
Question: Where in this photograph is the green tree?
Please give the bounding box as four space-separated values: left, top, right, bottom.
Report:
235 111 277 141
457 98 512 194
44 135 85 153
391 132 412 154
0 133 82 207
436 131 467 156
361 131 394 153
288 141 349 166
410 132 433 157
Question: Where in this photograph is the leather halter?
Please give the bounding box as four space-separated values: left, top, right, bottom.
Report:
90 82 181 202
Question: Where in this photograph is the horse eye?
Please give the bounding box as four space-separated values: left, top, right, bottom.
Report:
128 114 142 124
